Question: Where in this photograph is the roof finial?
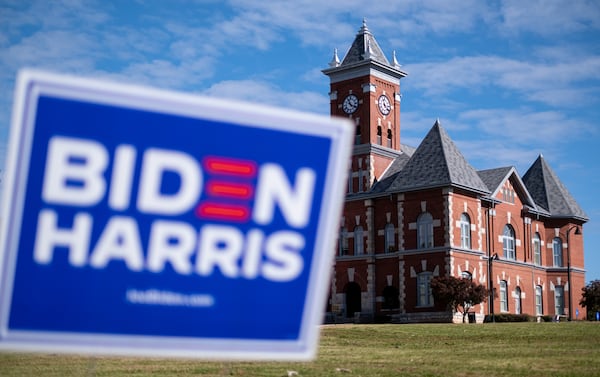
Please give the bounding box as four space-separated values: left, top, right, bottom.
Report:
329 48 341 67
360 17 369 33
435 118 441 126
392 50 401 68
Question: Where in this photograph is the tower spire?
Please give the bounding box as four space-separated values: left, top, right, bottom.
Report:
329 48 341 67
392 50 401 68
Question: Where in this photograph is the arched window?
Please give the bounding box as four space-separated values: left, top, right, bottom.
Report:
384 223 395 253
417 212 433 249
386 129 392 148
502 225 516 260
354 226 364 255
461 271 472 280
500 280 508 312
460 213 471 249
553 237 563 267
535 285 543 316
377 126 382 145
355 124 361 145
533 232 541 265
339 227 348 256
515 286 522 315
416 272 434 307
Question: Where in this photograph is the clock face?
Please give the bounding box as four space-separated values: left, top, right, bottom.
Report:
342 94 359 114
378 95 391 115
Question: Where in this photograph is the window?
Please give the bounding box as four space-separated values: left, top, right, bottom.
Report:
417 212 433 249
502 225 516 260
355 125 361 145
354 226 364 255
339 227 348 256
382 286 399 309
553 237 563 267
384 223 395 253
500 280 508 312
386 129 392 148
533 232 541 266
460 213 471 249
535 285 543 316
554 285 565 315
416 272 434 307
502 187 515 203
347 170 353 193
461 271 472 280
377 126 382 145
515 286 522 315
358 169 363 192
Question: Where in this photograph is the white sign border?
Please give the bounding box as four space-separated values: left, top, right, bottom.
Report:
0 69 354 361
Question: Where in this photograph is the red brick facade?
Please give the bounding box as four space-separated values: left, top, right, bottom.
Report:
323 22 587 323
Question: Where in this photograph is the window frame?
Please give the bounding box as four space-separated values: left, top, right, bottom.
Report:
515 286 522 315
535 285 543 316
554 285 565 315
353 225 364 255
500 280 508 312
416 272 434 307
339 227 348 256
533 232 541 266
553 237 563 267
502 225 516 260
384 223 395 253
460 213 471 249
417 212 434 249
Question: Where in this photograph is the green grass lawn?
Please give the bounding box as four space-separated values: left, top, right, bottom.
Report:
1 322 599 376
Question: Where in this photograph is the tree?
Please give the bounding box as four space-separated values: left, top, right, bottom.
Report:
580 280 600 320
431 275 490 323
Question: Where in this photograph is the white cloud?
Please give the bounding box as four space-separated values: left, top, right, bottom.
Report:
95 57 216 91
402 105 596 174
0 30 99 76
405 53 600 108
499 0 600 36
202 79 328 114
458 108 588 145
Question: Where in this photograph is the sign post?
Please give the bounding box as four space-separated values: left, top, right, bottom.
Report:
0 70 353 360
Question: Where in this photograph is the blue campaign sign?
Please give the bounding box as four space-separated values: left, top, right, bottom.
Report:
0 70 353 360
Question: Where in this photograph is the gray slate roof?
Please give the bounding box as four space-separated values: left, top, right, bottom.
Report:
340 20 390 67
478 166 538 209
522 155 588 220
478 167 513 191
380 120 490 194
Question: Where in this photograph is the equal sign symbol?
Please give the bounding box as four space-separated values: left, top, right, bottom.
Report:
195 156 257 222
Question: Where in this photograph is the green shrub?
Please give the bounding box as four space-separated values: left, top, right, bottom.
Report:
484 313 534 322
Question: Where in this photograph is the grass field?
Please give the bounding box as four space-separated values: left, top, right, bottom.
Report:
1 322 599 376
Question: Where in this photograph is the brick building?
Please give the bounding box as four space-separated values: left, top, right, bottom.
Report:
322 21 588 323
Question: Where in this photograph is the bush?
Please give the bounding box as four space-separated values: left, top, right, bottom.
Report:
484 313 535 322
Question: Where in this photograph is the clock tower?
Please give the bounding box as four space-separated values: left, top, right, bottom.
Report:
323 20 407 193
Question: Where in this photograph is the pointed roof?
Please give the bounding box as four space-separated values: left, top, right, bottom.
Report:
522 155 588 220
478 166 538 208
383 120 490 194
322 20 407 80
340 19 390 67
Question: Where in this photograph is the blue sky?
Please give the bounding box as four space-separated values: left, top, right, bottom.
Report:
1 1 599 282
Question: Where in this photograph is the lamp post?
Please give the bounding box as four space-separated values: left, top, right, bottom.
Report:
566 225 581 321
487 253 498 322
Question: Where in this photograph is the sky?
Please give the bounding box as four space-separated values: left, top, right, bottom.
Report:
0 1 599 282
